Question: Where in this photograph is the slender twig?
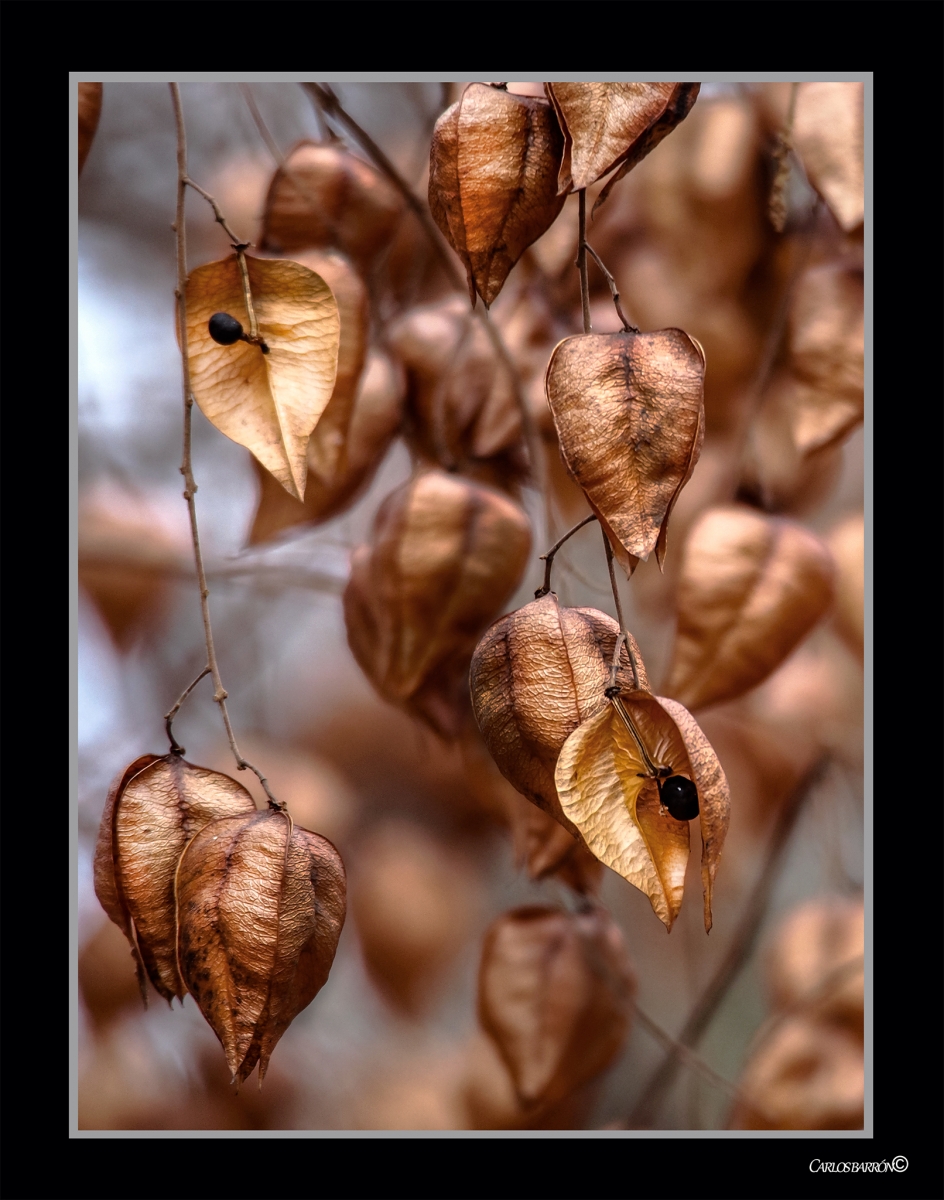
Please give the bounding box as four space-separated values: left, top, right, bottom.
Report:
169 83 282 813
627 755 831 1127
583 243 638 333
534 513 597 597
301 81 544 490
164 666 211 755
576 190 592 333
239 83 284 166
603 531 639 689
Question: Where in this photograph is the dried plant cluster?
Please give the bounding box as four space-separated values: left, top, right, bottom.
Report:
82 79 864 1129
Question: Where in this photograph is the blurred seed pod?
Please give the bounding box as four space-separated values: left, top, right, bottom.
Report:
93 755 258 1004
176 808 346 1086
387 297 527 487
261 141 404 274
825 513 864 657
478 906 635 1110
470 592 647 835
350 819 483 1015
665 505 835 712
249 349 405 544
545 83 699 203
429 84 567 307
79 82 103 174
79 918 150 1032
344 470 531 738
545 328 706 575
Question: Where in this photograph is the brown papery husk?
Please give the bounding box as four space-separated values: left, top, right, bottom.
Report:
248 349 404 545
175 809 346 1086
665 505 836 712
545 329 705 576
478 906 635 1109
470 592 648 837
344 471 531 739
429 84 567 308
93 755 258 1004
261 141 404 273
79 82 103 175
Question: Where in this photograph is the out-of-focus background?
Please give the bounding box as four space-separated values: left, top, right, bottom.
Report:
76 81 865 1131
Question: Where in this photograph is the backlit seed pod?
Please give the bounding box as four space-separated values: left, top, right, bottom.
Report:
344 471 532 739
665 506 836 712
545 328 706 577
78 82 103 174
545 82 700 197
470 592 648 836
175 809 346 1086
388 297 527 483
478 906 635 1109
93 755 258 1004
429 84 567 308
261 141 403 274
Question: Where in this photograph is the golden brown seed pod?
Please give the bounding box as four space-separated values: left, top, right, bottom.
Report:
93 755 258 1004
175 809 346 1086
429 84 567 308
344 470 532 739
478 905 635 1109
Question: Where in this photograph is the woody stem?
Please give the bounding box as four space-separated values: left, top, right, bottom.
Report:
535 513 598 597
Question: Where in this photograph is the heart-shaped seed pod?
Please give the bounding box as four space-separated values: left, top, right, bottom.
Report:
344 470 531 738
555 692 730 931
469 592 648 836
545 329 706 577
429 84 567 308
261 141 404 274
665 506 835 713
93 755 258 1004
478 905 635 1109
175 809 346 1086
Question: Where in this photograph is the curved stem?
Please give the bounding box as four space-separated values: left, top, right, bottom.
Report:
603 531 639 689
534 513 597 597
169 83 282 813
164 665 211 755
583 242 638 333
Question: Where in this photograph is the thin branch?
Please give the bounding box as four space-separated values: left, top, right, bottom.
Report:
164 666 210 755
603 530 639 689
534 513 597 597
577 189 592 333
583 242 638 333
627 755 831 1127
239 83 284 166
169 83 282 813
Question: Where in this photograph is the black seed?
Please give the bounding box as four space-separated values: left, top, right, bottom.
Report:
660 775 699 821
208 312 244 346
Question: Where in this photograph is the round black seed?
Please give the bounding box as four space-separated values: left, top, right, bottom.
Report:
660 774 699 821
208 312 244 345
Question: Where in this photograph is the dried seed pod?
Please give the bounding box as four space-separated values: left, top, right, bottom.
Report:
176 809 346 1086
545 82 699 196
665 506 836 712
470 592 648 835
261 141 404 273
93 755 258 1004
344 471 532 738
793 83 864 233
555 691 730 930
429 84 567 307
388 297 527 483
248 349 405 544
478 906 635 1109
78 82 103 174
545 329 706 576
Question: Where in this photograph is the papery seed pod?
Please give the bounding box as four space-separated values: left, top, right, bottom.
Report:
175 809 346 1086
478 906 635 1109
665 505 836 712
93 755 258 1004
545 329 706 577
344 471 532 738
429 84 567 308
470 592 647 836
388 297 527 486
248 349 405 545
78 82 103 174
545 82 700 197
261 141 403 274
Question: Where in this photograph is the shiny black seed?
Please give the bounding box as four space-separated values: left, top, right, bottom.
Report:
208 312 244 345
660 775 699 821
